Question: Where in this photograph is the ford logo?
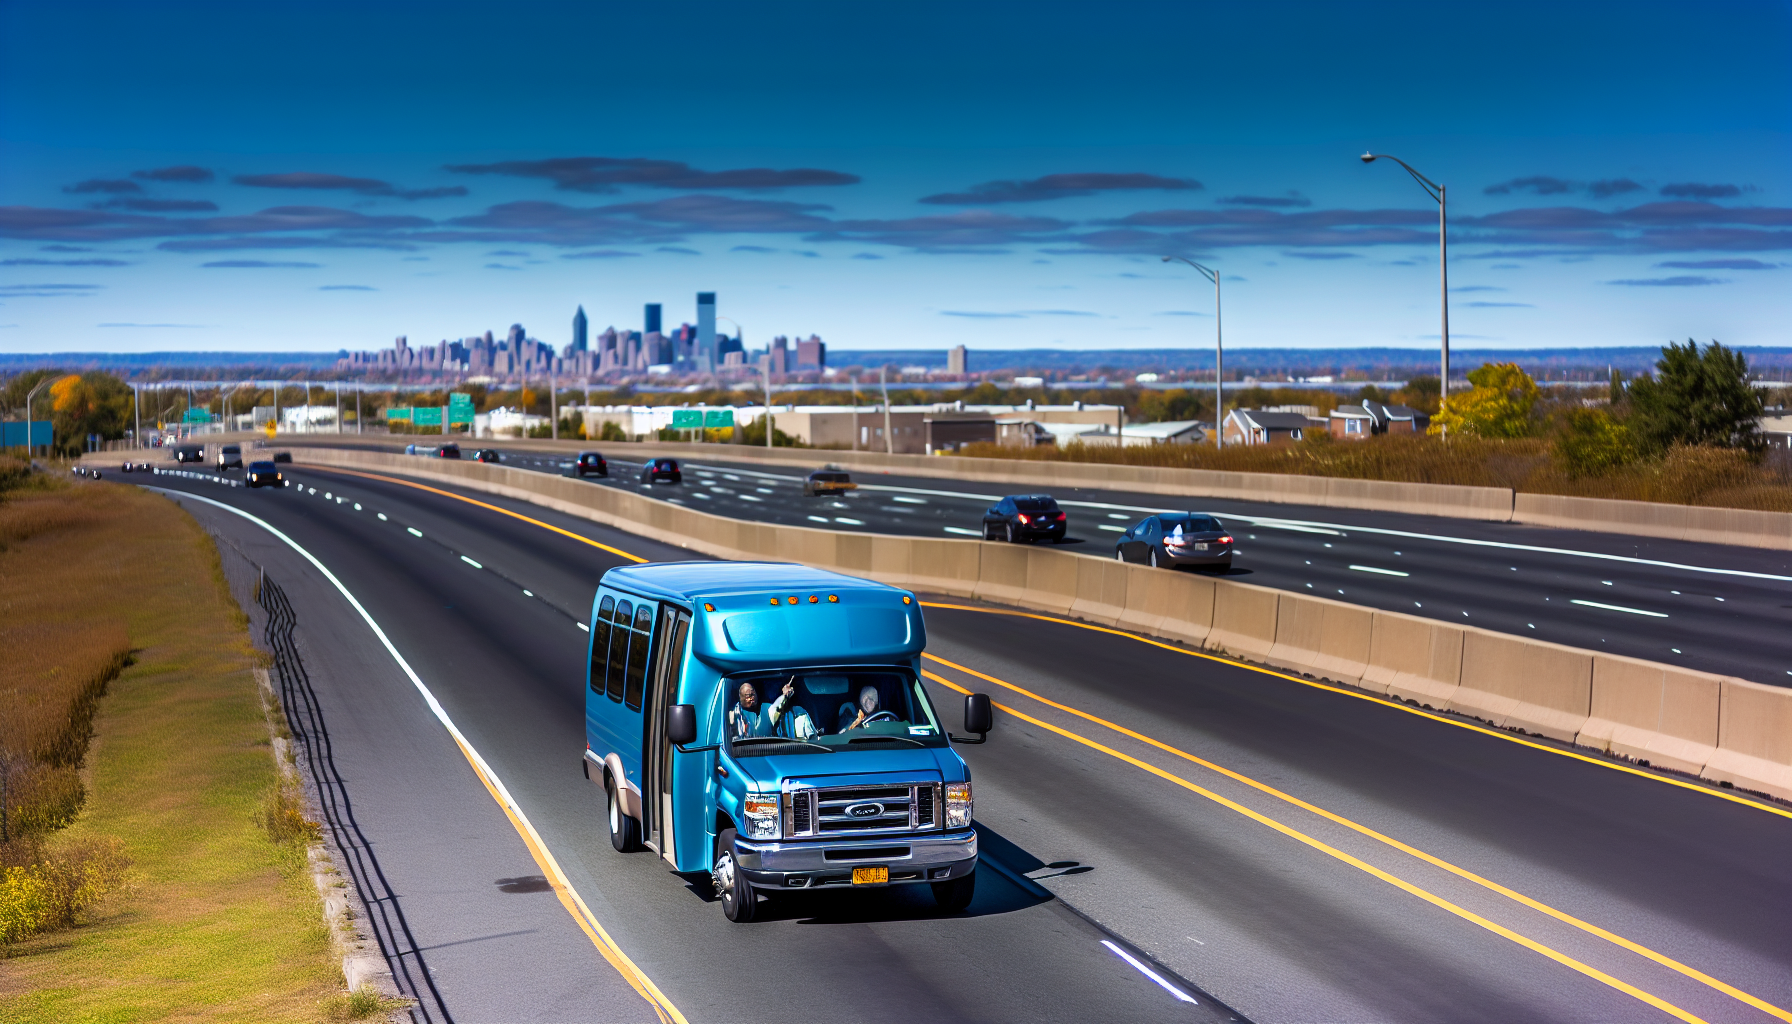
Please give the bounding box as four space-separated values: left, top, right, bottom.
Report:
845 802 884 819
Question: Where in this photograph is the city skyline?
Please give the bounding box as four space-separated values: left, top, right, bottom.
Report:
1 1 1787 356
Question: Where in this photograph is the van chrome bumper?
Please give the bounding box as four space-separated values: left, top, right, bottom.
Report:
734 829 977 889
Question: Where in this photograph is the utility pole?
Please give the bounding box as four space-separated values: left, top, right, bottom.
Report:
356 386 362 435
763 355 774 449
879 366 894 455
851 374 860 451
550 365 558 441
132 383 141 450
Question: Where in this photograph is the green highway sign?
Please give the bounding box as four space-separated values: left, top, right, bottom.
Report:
704 409 734 428
412 407 443 426
449 393 474 425
671 409 704 429
387 407 413 422
182 408 213 424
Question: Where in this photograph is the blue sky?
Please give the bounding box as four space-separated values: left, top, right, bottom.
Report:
1 0 1788 357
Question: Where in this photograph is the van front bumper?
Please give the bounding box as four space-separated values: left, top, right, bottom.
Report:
734 829 977 889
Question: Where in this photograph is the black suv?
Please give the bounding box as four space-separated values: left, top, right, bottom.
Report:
982 494 1068 543
433 442 462 459
641 458 682 484
246 460 285 488
574 451 608 477
473 448 501 463
173 444 204 464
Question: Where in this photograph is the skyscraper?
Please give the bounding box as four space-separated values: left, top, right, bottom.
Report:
696 292 716 371
948 344 968 375
796 335 826 372
572 306 588 352
645 303 662 335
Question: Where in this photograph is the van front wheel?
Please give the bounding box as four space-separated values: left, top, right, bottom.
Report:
606 775 641 853
932 869 976 913
715 829 758 923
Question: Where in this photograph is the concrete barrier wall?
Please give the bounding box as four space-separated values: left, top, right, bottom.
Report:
1513 493 1792 551
289 448 1792 804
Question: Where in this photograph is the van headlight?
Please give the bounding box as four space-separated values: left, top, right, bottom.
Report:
945 783 972 828
744 794 780 839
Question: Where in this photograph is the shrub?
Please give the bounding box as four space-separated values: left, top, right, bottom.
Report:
262 784 321 846
1432 362 1540 438
1627 339 1765 454
1554 407 1639 477
0 836 130 943
598 420 629 442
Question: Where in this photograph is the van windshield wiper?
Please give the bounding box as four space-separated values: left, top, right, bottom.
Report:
846 735 926 747
731 737 833 752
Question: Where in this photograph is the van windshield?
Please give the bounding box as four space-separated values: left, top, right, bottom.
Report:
723 669 946 756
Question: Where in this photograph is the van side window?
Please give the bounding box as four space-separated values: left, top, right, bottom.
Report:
608 599 633 702
624 603 654 710
590 595 615 694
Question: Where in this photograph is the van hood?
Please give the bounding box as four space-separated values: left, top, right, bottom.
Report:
735 746 965 789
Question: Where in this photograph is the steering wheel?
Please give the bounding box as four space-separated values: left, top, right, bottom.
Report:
861 711 899 724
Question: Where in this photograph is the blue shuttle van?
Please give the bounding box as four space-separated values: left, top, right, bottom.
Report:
581 561 994 923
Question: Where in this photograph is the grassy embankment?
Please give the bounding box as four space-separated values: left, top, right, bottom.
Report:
0 459 351 1021
955 435 1792 512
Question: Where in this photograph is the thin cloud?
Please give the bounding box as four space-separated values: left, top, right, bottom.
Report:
200 259 320 268
1281 251 1358 260
1485 176 1576 196
1220 193 1310 208
1660 182 1744 199
1655 258 1777 270
0 282 102 297
484 263 521 270
561 249 640 259
98 322 207 328
64 178 142 195
1153 310 1212 316
0 257 130 266
1589 178 1643 199
941 310 1026 318
445 156 860 193
486 249 530 257
1606 275 1726 287
133 165 214 183
850 252 884 260
39 245 92 252
657 246 700 255
95 198 219 212
730 245 778 253
921 172 1199 205
319 285 377 291
234 172 466 200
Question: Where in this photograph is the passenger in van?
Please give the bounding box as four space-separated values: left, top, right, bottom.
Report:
837 684 889 732
729 680 798 738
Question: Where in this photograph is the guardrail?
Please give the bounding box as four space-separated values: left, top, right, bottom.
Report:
283 434 1792 551
287 447 1792 804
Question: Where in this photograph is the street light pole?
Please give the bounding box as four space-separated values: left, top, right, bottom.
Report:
1161 256 1224 449
1361 152 1449 413
24 374 62 459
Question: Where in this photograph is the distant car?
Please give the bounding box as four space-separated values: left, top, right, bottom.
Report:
405 443 420 455
640 457 682 484
802 469 855 497
982 494 1067 543
1116 513 1233 570
246 460 286 489
173 444 204 464
271 451 293 464
433 442 461 459
216 444 243 472
574 451 608 477
473 448 501 464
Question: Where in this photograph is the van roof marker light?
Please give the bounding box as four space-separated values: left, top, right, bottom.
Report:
903 596 912 604
768 598 779 607
808 595 819 603
704 603 715 612
828 595 838 603
787 596 798 605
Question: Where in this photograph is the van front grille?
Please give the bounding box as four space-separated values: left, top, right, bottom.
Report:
784 783 943 838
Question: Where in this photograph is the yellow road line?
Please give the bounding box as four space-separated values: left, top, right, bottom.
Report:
304 464 649 563
921 601 1792 823
453 734 686 1024
925 652 1792 1024
922 669 1710 1024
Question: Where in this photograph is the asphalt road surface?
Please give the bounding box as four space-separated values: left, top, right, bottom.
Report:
470 445 1792 688
136 464 1792 1024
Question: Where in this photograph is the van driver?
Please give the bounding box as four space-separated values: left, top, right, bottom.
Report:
838 685 885 732
730 680 797 738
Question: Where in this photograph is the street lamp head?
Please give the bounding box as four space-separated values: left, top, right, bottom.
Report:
1359 152 1377 164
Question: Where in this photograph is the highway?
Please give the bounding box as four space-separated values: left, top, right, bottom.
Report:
458 444 1790 687
135 463 1792 1024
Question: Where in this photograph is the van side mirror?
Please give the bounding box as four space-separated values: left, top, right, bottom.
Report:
952 693 993 744
667 704 697 747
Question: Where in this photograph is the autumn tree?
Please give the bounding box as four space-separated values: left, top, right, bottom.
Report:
1430 363 1539 438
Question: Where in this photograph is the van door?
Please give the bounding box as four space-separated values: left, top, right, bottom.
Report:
642 605 692 863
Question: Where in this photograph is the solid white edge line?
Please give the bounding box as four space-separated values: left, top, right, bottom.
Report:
1100 940 1197 1004
1570 599 1670 618
140 485 683 1021
461 555 483 568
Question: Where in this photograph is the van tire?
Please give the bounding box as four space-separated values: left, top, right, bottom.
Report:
715 828 758 923
932 869 976 912
606 775 641 853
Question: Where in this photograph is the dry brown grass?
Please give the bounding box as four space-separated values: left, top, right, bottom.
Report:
957 434 1792 511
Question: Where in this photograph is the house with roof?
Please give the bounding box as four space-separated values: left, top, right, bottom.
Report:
1329 399 1432 440
1222 409 1321 445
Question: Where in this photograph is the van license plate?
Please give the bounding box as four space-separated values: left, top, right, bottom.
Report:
852 866 888 885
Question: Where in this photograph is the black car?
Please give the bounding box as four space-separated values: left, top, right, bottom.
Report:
433 442 462 459
173 444 204 464
802 469 855 497
215 443 243 472
271 451 293 464
473 448 501 464
1116 513 1233 570
982 494 1067 543
574 451 608 477
641 457 682 484
246 460 286 489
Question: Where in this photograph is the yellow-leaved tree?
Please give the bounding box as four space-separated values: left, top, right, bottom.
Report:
1430 362 1539 438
